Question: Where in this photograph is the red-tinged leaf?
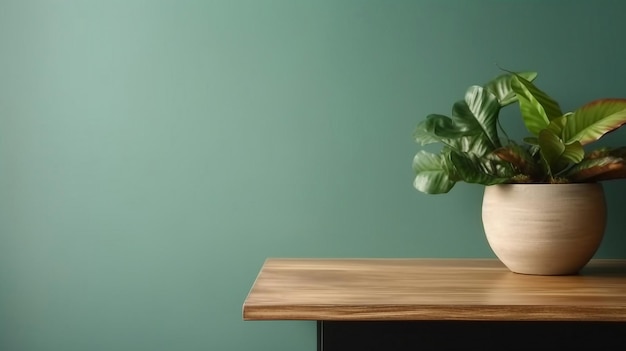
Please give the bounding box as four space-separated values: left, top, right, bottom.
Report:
589 164 626 181
566 156 625 181
562 99 626 145
493 144 536 176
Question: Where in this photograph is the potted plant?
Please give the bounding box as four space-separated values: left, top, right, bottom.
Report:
412 70 626 275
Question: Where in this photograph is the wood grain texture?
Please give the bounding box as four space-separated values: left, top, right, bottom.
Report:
242 258 626 321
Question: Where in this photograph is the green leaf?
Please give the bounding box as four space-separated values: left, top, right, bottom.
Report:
412 151 456 194
415 114 477 144
545 114 568 137
523 136 539 145
538 129 584 175
561 141 584 164
413 120 440 145
511 75 563 135
483 71 537 106
538 129 565 170
451 85 502 150
449 152 510 185
413 112 491 159
562 99 626 145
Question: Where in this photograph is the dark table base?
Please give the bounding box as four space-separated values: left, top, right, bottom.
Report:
318 320 626 351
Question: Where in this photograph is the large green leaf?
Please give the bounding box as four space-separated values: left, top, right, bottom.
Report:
413 113 477 146
412 150 456 194
562 99 626 145
449 152 510 185
538 129 564 173
561 141 584 164
415 89 502 157
483 71 537 106
511 75 563 135
545 114 568 136
413 119 440 146
451 85 502 150
452 136 494 157
538 129 584 175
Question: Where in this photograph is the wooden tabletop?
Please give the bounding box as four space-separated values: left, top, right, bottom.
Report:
242 258 626 322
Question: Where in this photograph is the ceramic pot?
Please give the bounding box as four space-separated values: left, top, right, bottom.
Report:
481 183 606 275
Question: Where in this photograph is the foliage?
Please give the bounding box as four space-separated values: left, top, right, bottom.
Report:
412 70 626 194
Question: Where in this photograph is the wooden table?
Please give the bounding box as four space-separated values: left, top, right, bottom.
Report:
243 259 626 350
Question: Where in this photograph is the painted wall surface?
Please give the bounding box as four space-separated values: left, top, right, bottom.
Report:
2 1 626 350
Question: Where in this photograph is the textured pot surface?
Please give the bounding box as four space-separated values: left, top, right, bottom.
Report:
482 183 606 275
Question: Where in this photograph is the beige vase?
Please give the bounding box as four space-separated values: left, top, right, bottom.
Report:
481 183 606 275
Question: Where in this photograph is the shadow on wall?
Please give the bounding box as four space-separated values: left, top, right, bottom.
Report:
600 181 626 257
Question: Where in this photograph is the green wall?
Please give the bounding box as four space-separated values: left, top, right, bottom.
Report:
2 1 626 350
